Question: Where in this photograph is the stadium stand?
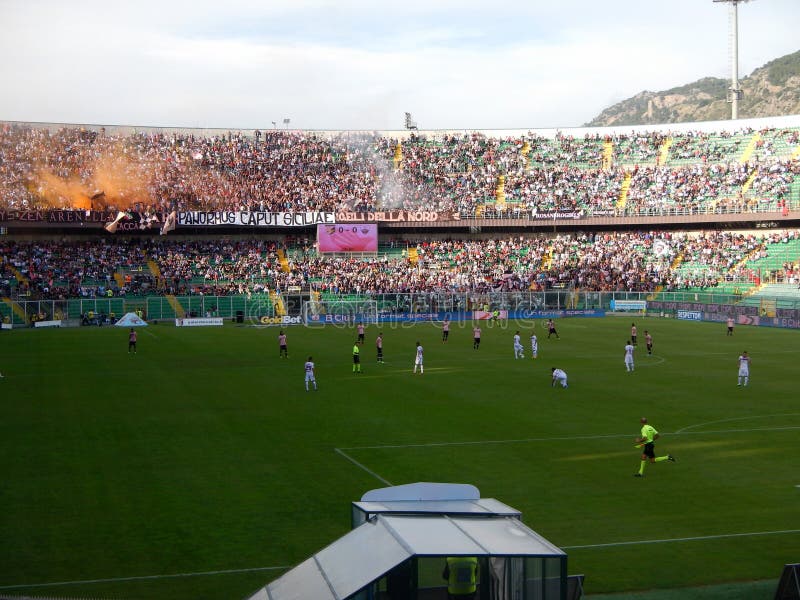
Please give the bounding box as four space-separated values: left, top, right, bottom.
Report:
3 231 800 302
2 118 800 326
1 121 799 217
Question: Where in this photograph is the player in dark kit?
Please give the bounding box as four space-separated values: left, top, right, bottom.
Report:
128 328 137 354
547 319 559 339
376 332 384 363
278 331 288 358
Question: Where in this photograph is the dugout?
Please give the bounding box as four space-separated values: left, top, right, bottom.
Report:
245 483 571 600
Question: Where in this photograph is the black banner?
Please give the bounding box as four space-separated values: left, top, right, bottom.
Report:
0 209 113 223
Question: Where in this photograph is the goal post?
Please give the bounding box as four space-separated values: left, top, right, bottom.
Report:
302 299 379 326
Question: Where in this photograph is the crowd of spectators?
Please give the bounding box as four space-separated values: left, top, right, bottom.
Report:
3 231 798 301
1 123 798 219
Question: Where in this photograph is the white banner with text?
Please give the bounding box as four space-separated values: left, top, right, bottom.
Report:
175 317 224 327
178 211 335 227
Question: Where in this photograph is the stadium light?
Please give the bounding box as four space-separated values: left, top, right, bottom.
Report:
713 0 753 120
283 118 291 129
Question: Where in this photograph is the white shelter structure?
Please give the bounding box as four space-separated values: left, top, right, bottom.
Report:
246 483 573 600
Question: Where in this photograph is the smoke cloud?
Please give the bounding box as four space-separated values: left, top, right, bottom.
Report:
27 141 155 210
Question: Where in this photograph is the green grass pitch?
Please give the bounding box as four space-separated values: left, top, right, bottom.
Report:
0 317 798 599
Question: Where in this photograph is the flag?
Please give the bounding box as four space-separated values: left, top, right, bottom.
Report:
104 211 131 233
160 210 177 236
652 239 671 258
139 214 159 230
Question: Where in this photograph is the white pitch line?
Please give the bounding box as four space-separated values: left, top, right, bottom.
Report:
0 565 292 591
334 447 393 486
636 354 666 367
4 532 798 591
568 354 666 367
675 413 800 434
338 424 800 451
339 432 634 451
330 366 472 380
563 528 800 550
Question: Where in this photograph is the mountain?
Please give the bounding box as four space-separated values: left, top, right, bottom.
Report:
586 49 800 126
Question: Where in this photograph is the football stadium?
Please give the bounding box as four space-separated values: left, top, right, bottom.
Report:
2 3 800 600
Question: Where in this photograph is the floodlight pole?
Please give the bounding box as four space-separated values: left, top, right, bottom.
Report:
729 0 741 119
713 0 751 120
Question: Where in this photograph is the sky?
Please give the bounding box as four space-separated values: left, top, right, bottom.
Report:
0 0 798 131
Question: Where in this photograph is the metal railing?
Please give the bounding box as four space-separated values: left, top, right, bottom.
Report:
0 295 275 325
4 290 800 326
455 200 796 220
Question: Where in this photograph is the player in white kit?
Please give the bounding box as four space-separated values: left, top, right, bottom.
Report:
304 356 317 391
624 340 635 372
737 351 750 386
413 342 424 374
530 333 538 359
551 367 568 388
513 331 524 359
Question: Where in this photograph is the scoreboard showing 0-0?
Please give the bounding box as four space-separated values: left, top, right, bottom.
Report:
317 223 378 252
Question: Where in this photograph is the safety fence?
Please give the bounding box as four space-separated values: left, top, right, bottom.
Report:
3 289 800 327
0 294 274 326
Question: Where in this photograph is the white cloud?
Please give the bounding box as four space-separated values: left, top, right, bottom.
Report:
0 0 797 129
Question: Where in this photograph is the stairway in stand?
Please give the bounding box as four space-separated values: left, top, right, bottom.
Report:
616 172 632 211
738 132 761 164
270 290 287 316
602 140 613 171
1 256 28 284
147 259 165 291
657 137 672 166
165 295 186 318
277 250 291 273
1 297 28 323
495 175 506 210
407 248 419 266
